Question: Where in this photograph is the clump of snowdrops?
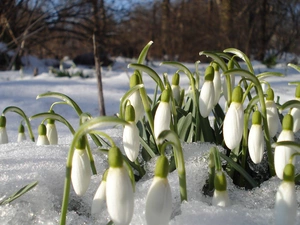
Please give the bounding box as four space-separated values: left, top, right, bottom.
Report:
1 41 300 225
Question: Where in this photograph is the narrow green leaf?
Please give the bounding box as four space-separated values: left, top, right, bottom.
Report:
288 63 300 72
199 51 228 72
224 48 254 73
257 72 284 80
177 113 192 141
137 41 153 64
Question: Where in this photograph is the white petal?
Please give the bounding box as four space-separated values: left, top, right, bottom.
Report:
36 135 50 146
71 149 92 196
248 124 264 164
223 102 244 149
0 127 8 144
212 190 230 207
274 130 295 179
17 133 26 142
46 123 58 145
129 91 144 123
123 122 140 162
91 180 106 215
145 177 172 225
266 101 280 137
213 70 221 105
291 107 300 132
154 102 171 140
106 167 134 225
199 81 215 118
275 181 297 225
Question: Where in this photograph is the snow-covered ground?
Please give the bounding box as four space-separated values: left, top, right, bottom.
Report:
0 53 299 224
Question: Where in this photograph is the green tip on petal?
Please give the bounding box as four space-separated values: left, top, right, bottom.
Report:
204 65 214 81
161 89 170 103
283 163 295 182
212 62 219 71
38 124 47 135
172 73 180 85
0 116 6 127
129 72 141 88
295 84 300 98
228 59 234 70
252 111 262 125
125 104 135 122
75 136 86 150
282 114 293 130
108 146 123 168
47 110 55 124
214 171 227 191
18 123 25 133
232 86 243 103
266 88 274 101
154 155 169 178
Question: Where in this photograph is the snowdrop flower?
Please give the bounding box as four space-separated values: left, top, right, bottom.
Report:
199 65 215 118
145 155 172 225
212 63 221 106
128 72 144 123
212 170 230 207
274 114 295 179
223 86 244 150
91 169 108 215
290 84 300 132
106 146 134 225
274 163 297 225
71 137 91 196
265 88 280 138
0 115 8 144
123 104 140 162
17 123 26 142
171 72 181 105
46 118 58 145
248 111 264 164
36 124 50 146
154 89 171 141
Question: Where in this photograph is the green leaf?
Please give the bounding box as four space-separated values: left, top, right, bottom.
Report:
224 48 254 73
0 181 38 205
137 41 153 64
257 71 284 80
199 51 228 72
288 63 300 72
177 113 192 141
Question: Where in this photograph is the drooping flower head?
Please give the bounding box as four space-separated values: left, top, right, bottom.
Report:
290 84 300 132
36 123 50 146
0 115 8 144
123 104 140 162
212 170 230 207
71 136 91 196
145 155 172 225
274 163 297 225
171 72 181 105
199 65 215 118
128 72 144 123
91 169 108 215
248 111 264 164
265 88 280 138
154 89 171 141
46 113 58 145
17 123 26 142
223 86 244 150
212 63 221 106
274 114 295 179
106 146 134 225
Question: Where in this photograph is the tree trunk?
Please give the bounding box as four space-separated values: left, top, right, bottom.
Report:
161 0 170 58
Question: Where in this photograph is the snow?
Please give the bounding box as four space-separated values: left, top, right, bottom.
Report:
0 53 299 225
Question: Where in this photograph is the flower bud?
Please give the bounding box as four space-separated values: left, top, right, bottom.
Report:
212 171 230 207
36 124 49 145
17 123 26 142
0 116 8 144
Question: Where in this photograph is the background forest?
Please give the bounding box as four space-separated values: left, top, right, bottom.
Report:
1 0 300 69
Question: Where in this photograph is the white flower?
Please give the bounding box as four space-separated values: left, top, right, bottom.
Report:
248 111 264 164
265 88 280 138
223 102 244 150
91 171 108 215
106 167 134 225
154 90 171 141
274 114 295 179
46 122 58 145
106 147 134 225
123 121 140 162
145 177 172 225
212 171 230 207
291 107 300 132
274 164 297 225
36 124 49 146
199 81 215 118
71 144 92 196
171 84 181 105
213 68 221 105
128 73 144 123
0 116 8 144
